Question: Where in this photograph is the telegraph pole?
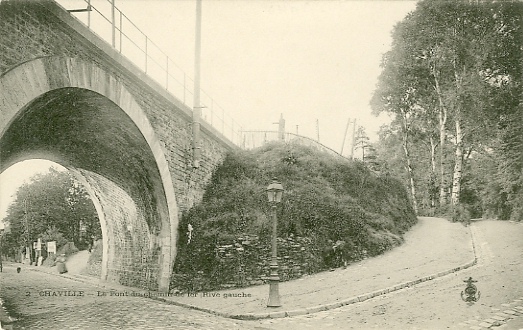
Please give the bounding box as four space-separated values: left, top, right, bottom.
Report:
340 117 350 155
192 0 202 168
349 119 357 159
316 119 320 142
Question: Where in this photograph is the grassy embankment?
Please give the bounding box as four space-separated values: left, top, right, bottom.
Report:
172 142 417 291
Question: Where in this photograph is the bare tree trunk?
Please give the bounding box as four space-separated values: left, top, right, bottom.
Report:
400 110 418 215
430 136 437 175
429 135 437 208
403 141 418 215
451 118 464 205
433 73 448 206
451 65 465 207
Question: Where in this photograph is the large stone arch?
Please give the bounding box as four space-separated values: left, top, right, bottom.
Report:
0 56 179 292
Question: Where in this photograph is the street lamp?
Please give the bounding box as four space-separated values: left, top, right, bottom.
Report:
266 178 284 307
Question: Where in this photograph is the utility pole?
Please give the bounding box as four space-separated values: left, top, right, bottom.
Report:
349 119 357 159
192 0 202 168
316 119 320 142
341 118 357 158
340 117 350 155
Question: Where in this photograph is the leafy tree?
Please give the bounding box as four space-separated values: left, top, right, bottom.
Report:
497 105 523 220
372 0 522 219
2 168 99 253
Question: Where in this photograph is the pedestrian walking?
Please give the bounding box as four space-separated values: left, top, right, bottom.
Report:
322 240 336 271
56 254 68 274
333 240 348 269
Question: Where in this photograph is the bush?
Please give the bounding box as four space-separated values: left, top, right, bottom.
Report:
57 242 79 257
452 204 471 225
41 226 68 249
172 142 417 291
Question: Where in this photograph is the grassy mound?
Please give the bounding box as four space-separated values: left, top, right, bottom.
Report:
172 142 417 291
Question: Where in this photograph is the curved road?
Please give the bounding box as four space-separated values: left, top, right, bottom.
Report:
1 219 522 329
258 219 523 329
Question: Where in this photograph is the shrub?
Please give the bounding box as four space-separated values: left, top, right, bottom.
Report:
57 242 79 257
172 142 417 291
40 226 68 249
452 204 472 225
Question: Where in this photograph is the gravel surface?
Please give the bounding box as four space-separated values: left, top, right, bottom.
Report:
257 219 523 329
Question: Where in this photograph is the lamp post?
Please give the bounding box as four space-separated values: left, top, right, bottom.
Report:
266 178 284 307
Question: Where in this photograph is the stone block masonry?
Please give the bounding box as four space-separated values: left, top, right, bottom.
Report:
0 1 236 292
0 0 234 211
173 234 320 291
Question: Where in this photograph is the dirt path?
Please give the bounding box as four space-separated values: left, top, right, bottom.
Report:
65 250 90 274
256 219 523 329
169 217 474 314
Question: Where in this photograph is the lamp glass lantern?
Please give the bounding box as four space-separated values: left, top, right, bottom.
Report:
266 179 284 203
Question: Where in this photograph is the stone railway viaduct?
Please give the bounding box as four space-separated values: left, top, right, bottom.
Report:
0 0 236 292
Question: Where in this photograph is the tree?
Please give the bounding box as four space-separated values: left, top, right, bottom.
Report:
371 21 428 214
353 126 370 161
2 168 99 253
372 0 523 217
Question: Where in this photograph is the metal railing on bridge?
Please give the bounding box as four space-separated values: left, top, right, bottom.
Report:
57 1 350 161
58 0 243 146
241 131 350 161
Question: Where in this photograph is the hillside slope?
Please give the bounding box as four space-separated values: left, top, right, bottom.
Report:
173 142 417 291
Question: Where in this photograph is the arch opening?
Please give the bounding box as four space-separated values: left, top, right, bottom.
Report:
1 85 175 291
0 159 102 265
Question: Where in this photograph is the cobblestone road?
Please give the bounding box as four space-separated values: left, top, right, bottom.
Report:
0 264 267 330
2 219 522 330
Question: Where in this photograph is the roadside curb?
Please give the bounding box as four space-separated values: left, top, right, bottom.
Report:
153 223 480 320
16 222 479 321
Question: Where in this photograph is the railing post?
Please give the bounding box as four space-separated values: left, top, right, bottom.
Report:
119 11 122 53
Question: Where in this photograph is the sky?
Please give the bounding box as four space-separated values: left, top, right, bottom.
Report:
112 0 417 148
1 0 417 227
